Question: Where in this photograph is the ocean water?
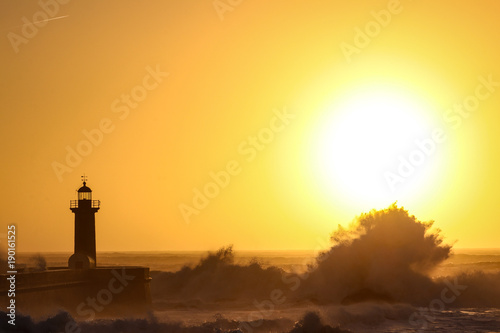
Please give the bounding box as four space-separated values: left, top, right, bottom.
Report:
9 208 500 332
13 248 500 332
21 247 500 275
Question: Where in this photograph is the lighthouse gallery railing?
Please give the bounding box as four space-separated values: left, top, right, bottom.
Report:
70 200 100 209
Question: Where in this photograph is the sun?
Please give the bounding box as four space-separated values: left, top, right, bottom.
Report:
312 86 437 208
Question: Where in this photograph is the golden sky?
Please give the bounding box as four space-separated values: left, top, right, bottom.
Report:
1 0 499 252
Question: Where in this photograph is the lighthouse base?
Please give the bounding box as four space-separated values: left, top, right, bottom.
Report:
68 252 96 270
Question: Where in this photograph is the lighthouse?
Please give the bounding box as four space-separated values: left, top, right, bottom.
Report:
68 176 100 269
0 175 152 317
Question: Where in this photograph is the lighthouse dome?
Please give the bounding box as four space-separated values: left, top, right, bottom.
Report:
78 183 92 192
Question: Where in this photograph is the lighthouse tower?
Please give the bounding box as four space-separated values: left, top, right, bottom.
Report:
68 176 100 269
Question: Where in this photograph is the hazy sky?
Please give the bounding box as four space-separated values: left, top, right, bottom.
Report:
1 1 499 252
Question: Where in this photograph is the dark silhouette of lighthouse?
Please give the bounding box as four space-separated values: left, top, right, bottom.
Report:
68 175 100 269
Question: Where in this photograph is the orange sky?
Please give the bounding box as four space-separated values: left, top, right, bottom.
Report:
1 1 499 252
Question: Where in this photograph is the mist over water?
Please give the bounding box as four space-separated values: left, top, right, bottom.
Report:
302 204 451 305
153 204 500 309
5 204 500 332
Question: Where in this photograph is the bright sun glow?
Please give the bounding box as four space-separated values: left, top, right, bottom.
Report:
313 87 436 208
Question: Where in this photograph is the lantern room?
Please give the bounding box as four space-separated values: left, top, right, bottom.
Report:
78 182 92 201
